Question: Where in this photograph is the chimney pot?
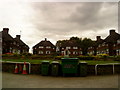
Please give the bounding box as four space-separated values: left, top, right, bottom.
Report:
45 38 47 41
3 28 9 33
96 36 101 41
16 35 21 39
110 29 115 35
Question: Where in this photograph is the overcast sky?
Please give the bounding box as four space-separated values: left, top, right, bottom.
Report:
0 1 118 53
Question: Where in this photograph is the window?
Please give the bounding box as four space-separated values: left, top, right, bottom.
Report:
80 51 82 54
66 47 71 49
73 51 78 55
39 51 43 54
73 47 78 49
98 44 101 47
61 51 64 55
39 46 43 48
113 44 116 47
0 38 2 42
69 51 71 54
13 42 16 45
106 44 108 46
46 46 51 48
102 42 105 46
46 51 50 54
117 39 120 44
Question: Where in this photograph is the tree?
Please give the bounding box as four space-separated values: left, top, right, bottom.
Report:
81 38 93 55
70 37 80 41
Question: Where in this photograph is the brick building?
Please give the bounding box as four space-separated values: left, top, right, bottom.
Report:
14 35 29 54
1 28 29 54
32 38 56 55
88 29 120 56
56 40 82 56
104 30 120 56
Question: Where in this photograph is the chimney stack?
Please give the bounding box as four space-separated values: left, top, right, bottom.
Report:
3 28 9 33
96 36 101 41
110 29 115 35
45 38 47 41
16 35 21 39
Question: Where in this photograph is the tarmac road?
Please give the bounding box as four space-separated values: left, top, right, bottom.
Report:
2 72 119 88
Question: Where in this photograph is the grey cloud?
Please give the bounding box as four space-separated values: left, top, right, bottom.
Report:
28 2 117 44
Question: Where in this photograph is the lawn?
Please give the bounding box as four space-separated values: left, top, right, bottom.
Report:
2 59 120 65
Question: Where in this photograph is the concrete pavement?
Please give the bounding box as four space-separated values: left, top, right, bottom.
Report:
2 72 119 88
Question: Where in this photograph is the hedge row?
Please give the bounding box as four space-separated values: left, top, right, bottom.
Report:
2 55 120 61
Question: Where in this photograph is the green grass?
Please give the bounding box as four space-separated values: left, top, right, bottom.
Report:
80 60 120 65
2 59 120 65
2 59 52 64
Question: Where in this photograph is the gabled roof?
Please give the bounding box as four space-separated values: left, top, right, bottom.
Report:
14 38 29 49
104 31 120 43
33 39 55 48
1 31 14 42
61 40 80 47
96 39 104 45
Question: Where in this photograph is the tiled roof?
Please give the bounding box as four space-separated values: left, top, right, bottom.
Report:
104 32 120 43
1 31 14 42
33 40 55 48
61 40 80 47
14 38 29 49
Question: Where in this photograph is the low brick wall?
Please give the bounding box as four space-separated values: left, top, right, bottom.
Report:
2 62 120 75
87 65 95 75
2 62 29 74
31 64 41 74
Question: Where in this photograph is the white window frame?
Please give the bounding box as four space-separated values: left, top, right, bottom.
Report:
39 46 44 48
46 46 51 49
39 51 43 54
46 51 51 54
61 51 64 54
73 51 78 55
117 39 120 44
73 47 78 49
66 47 71 49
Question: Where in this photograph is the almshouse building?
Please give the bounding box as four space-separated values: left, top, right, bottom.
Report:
88 29 120 56
1 28 29 54
32 38 56 55
56 40 82 56
14 35 29 54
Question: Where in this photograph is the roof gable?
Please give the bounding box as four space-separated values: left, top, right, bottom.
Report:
33 40 55 48
104 32 120 43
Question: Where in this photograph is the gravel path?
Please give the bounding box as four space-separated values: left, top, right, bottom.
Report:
2 72 119 88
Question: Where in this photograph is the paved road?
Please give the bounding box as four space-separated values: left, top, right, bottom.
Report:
2 72 119 88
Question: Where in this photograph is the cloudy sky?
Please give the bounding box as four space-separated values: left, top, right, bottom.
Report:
0 1 118 53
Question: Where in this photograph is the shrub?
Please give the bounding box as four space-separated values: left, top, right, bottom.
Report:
77 56 95 60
